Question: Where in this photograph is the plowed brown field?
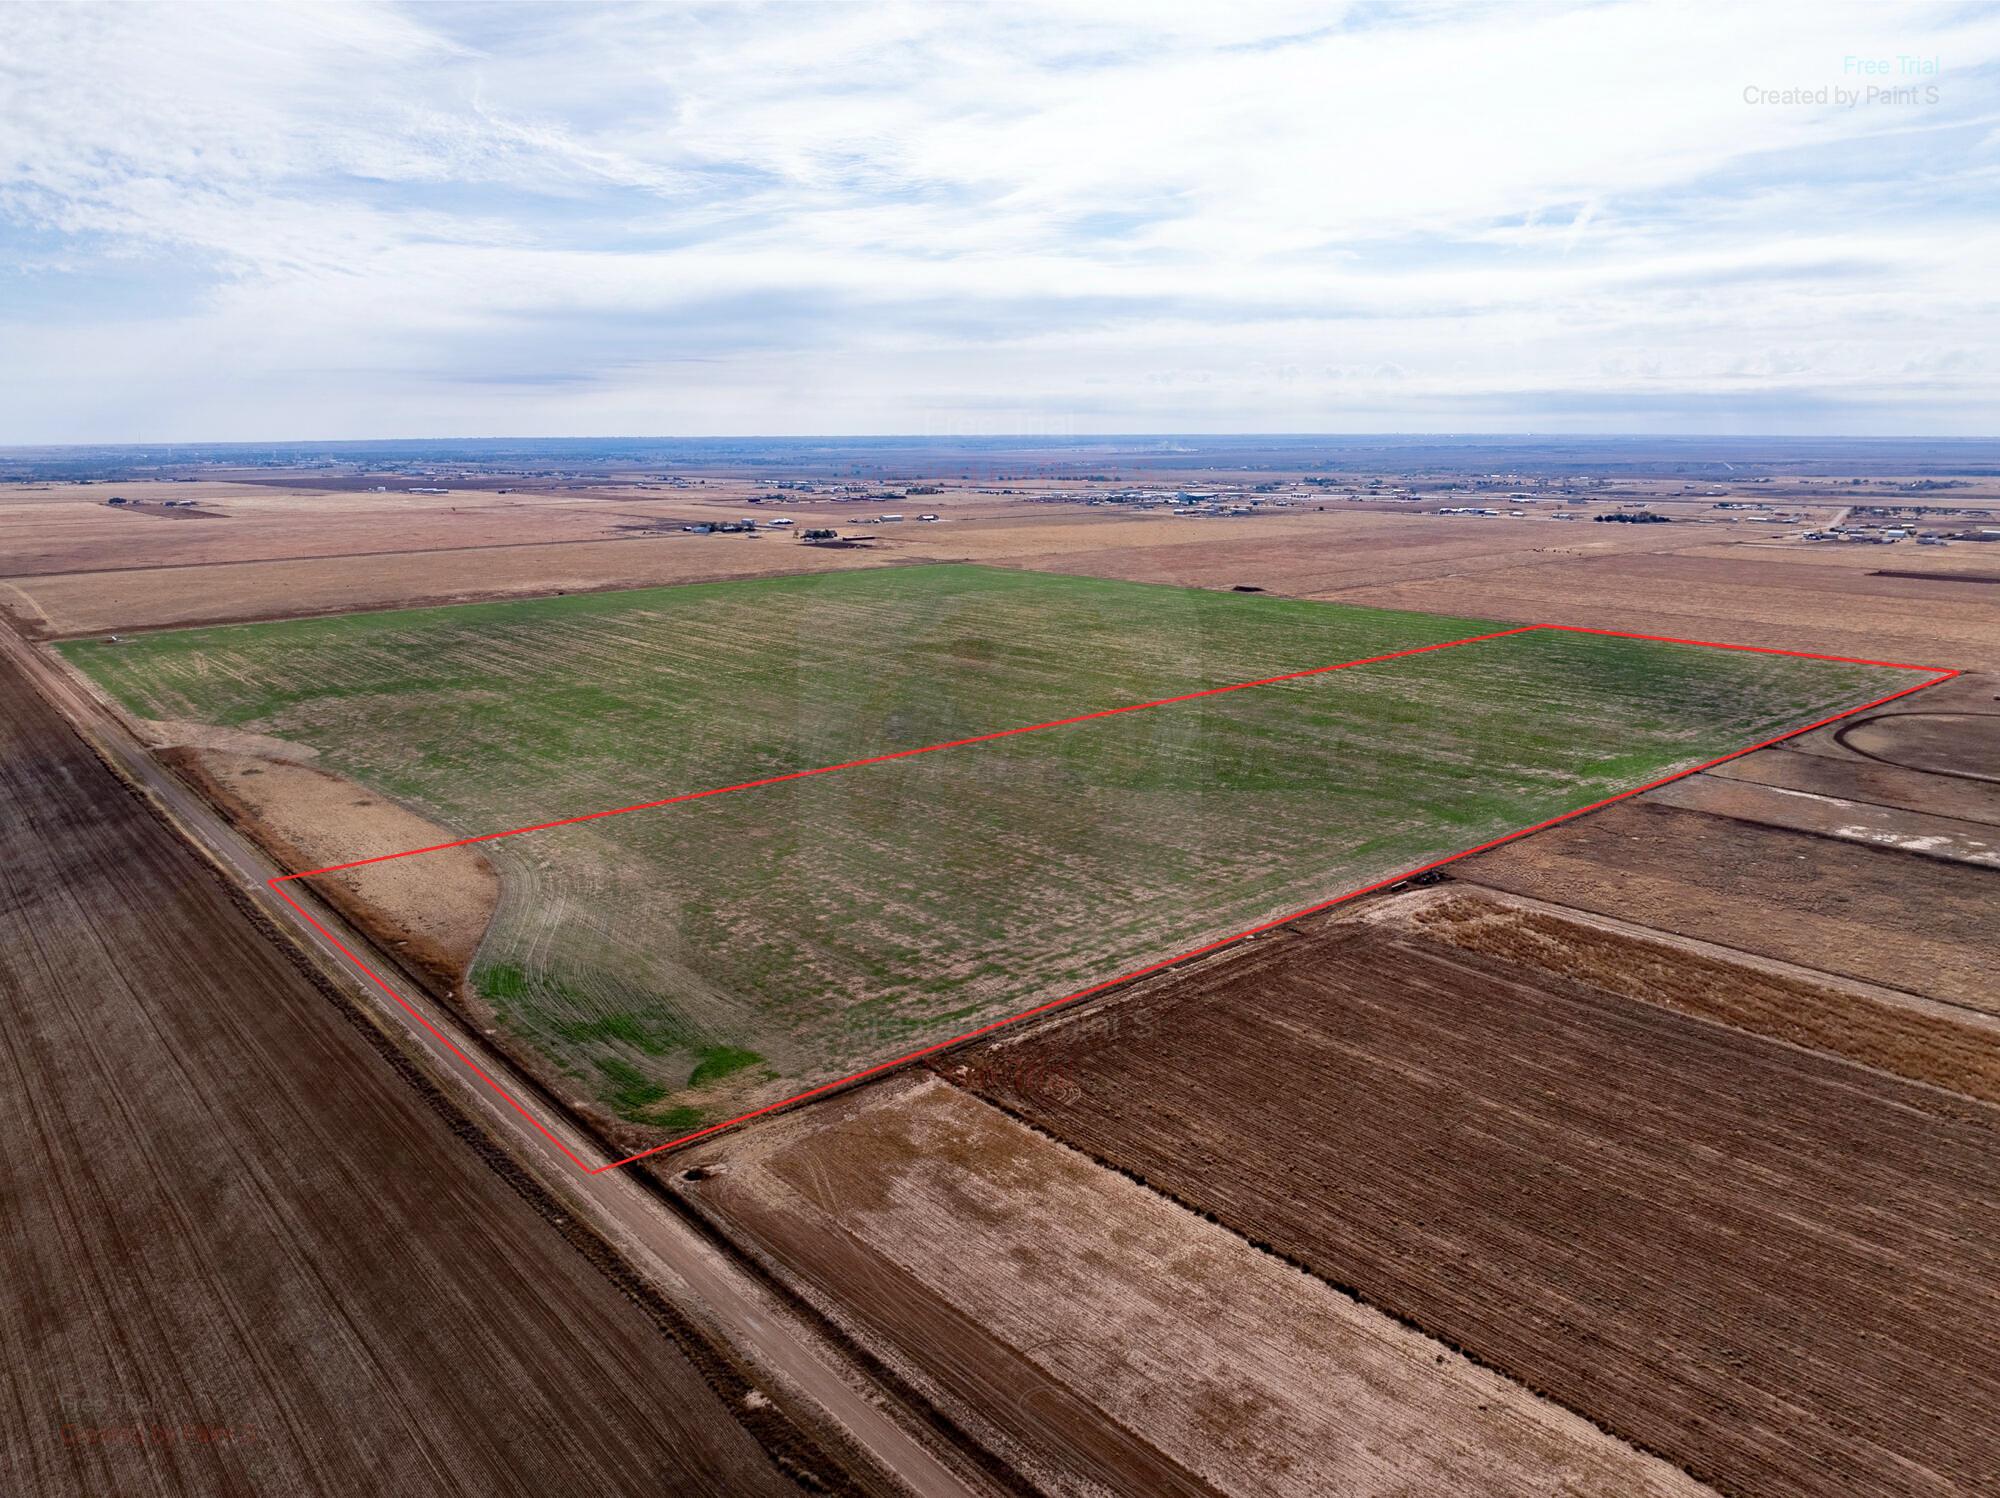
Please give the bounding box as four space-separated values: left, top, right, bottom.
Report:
1386 888 2000 1108
675 1074 1710 1498
1460 799 1998 1010
0 653 816 1497
955 923 2000 1498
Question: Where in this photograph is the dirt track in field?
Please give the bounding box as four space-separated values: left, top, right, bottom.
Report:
957 923 2000 1498
0 653 816 1498
1642 772 2000 868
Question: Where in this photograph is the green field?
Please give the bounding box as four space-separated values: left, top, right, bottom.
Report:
63 564 1914 1137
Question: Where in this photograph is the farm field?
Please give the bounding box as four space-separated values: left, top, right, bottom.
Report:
0 653 812 1498
0 473 1044 634
1327 546 2000 670
954 920 2000 1498
1457 665 1999 1008
672 1073 1713 1498
2 532 890 636
1371 886 2000 1108
60 563 1922 1142
15 466 1997 668
1461 798 1998 1009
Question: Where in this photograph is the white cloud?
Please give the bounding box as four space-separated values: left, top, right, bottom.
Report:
2 0 1998 439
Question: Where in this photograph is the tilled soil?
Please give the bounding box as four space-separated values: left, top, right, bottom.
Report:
0 654 808 1498
956 924 2000 1498
1459 799 1999 1011
676 1074 1713 1498
1390 888 2000 1109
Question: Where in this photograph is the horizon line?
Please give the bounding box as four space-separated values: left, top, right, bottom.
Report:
8 430 2000 453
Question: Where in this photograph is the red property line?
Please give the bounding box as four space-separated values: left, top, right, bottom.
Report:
262 624 1960 1175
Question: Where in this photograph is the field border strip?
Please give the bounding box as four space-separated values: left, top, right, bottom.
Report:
262 623 1960 1175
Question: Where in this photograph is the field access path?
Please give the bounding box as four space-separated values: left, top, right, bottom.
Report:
0 626 989 1498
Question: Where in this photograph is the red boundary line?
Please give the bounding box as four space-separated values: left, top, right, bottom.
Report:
262 624 1960 1174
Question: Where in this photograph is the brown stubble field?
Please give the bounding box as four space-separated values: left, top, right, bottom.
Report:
0 480 908 634
1329 547 2000 669
0 651 833 1498
162 746 502 1000
951 920 2000 1498
970 512 2000 669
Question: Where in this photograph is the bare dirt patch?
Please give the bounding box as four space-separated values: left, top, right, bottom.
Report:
137 717 322 761
677 1074 1710 1498
956 922 2000 1498
161 748 498 997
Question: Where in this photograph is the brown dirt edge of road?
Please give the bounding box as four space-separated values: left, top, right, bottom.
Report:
84 738 876 1497
144 735 1029 1498
157 747 486 1003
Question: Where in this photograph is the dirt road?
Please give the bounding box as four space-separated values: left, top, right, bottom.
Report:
1 628 988 1498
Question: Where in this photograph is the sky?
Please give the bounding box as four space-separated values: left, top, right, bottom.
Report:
3 0 1998 442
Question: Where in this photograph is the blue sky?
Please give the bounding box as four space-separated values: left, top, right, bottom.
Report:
3 0 1998 441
